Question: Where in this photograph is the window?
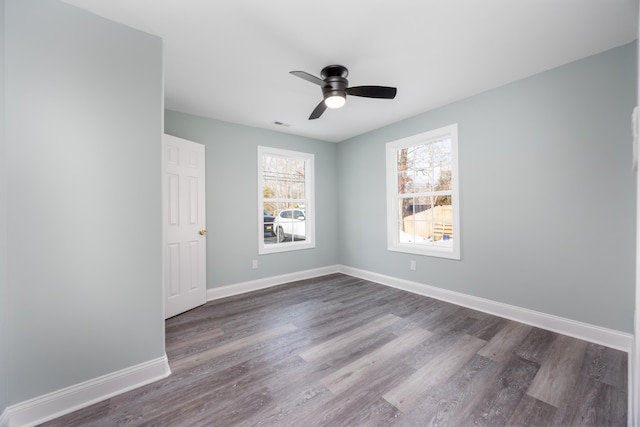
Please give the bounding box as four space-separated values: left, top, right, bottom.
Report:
386 124 460 259
258 146 315 254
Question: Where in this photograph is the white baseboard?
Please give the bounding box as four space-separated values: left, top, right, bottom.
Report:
339 265 633 352
206 265 341 301
1 355 171 427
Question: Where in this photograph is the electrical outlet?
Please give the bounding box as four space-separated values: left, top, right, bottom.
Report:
252 259 258 269
410 260 416 271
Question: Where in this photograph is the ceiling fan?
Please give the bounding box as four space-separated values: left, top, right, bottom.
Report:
290 65 397 120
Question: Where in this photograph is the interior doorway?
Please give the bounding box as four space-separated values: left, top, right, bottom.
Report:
163 134 207 318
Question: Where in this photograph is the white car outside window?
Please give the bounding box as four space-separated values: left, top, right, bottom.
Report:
274 209 306 242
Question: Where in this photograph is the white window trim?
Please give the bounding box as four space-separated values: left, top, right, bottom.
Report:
385 124 461 260
258 146 315 254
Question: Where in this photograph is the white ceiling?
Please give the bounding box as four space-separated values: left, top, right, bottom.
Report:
63 0 638 142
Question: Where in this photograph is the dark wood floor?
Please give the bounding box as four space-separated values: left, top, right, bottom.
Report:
41 274 628 426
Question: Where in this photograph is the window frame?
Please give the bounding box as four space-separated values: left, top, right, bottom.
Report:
258 146 315 254
385 124 460 260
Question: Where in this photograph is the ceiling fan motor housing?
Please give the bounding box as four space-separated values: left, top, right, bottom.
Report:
321 65 348 99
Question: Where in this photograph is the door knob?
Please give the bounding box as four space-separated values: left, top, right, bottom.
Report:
199 229 207 235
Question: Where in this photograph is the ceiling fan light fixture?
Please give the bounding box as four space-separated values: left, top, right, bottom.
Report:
325 94 346 109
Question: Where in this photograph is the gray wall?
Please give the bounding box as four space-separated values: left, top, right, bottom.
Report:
164 112 340 287
4 0 164 405
338 42 637 333
0 0 7 416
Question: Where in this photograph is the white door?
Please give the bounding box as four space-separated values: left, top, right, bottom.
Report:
164 134 207 319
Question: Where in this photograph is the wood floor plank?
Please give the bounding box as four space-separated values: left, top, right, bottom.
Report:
466 315 512 342
395 326 471 371
337 397 404 427
427 309 478 336
526 334 589 407
514 326 557 363
299 313 400 362
247 385 335 427
171 323 298 369
165 326 225 356
583 343 628 389
460 354 540 426
321 327 432 395
405 301 461 331
239 370 336 427
297 361 413 427
477 321 532 362
396 354 498 427
300 299 403 344
507 394 558 426
554 379 627 426
383 333 487 413
212 298 327 334
306 331 402 376
388 291 440 318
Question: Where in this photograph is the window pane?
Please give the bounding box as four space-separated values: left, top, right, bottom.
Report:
273 203 306 243
412 221 432 244
397 148 409 171
409 144 428 172
434 192 452 209
432 138 451 155
263 155 306 199
413 171 431 193
434 168 452 191
433 203 453 245
262 204 277 244
398 226 415 243
291 181 305 199
398 170 413 194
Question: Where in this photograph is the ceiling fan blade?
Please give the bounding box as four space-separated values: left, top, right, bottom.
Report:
346 86 397 99
290 71 326 87
309 100 327 120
